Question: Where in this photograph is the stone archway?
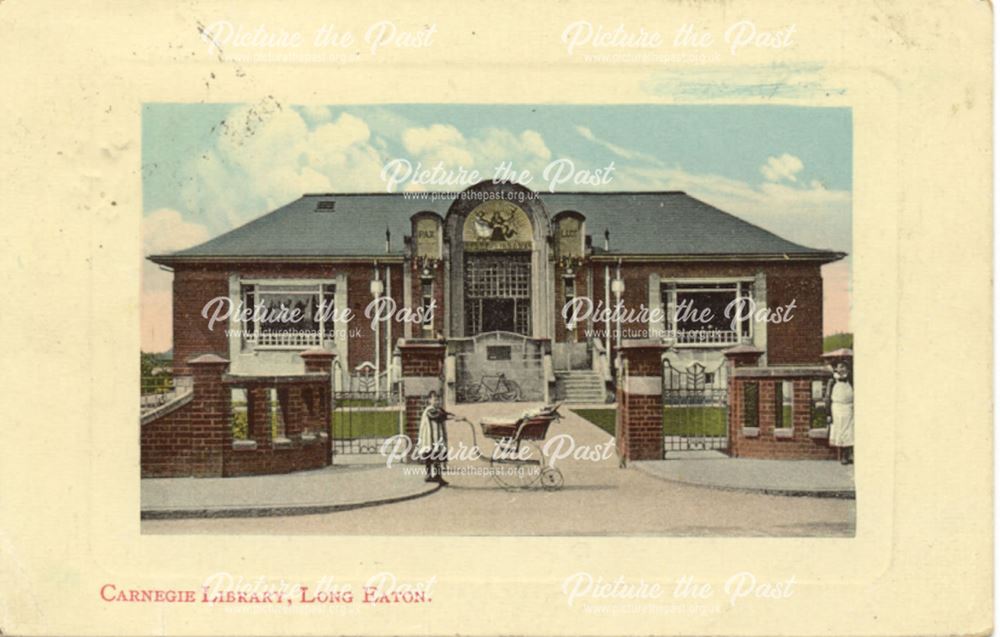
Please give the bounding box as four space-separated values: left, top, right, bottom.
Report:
443 181 552 339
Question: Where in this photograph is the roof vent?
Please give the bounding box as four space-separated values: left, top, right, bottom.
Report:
315 200 336 212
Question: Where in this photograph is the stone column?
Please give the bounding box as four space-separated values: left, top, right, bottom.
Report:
398 340 447 444
616 339 668 463
187 354 231 477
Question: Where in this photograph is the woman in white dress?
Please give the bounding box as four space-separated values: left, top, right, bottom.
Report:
826 362 854 465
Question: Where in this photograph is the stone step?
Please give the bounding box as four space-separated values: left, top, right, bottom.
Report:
557 370 607 403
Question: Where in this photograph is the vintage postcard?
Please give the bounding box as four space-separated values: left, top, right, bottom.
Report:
139 103 856 537
0 1 992 636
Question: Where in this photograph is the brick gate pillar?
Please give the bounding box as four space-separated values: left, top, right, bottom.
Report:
616 339 668 463
301 349 336 464
398 339 447 444
723 344 765 458
187 354 231 477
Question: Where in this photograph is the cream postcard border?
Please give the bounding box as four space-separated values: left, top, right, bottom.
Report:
0 1 991 635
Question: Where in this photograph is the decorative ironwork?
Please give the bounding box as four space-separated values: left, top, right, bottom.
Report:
662 359 730 454
412 256 442 273
331 388 401 455
555 255 585 274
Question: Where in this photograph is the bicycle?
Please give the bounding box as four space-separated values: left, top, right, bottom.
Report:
461 373 522 402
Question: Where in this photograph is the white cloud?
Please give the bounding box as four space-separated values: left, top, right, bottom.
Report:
575 125 663 164
143 207 211 257
398 124 552 179
300 105 332 124
180 103 388 231
402 124 466 155
760 153 804 183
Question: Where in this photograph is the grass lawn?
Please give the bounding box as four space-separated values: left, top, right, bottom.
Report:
332 410 400 439
573 407 729 437
230 401 401 440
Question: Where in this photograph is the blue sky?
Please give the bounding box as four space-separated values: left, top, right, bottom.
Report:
143 103 851 214
141 102 852 350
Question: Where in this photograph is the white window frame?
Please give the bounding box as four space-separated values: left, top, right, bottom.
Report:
661 277 755 348
241 278 338 351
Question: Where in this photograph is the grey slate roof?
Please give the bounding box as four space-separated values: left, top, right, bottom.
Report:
152 191 844 262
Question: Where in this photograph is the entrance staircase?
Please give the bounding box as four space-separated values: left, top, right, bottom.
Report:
556 370 607 404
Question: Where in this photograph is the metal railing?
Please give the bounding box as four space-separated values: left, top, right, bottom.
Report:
670 329 741 345
140 375 176 410
245 330 323 348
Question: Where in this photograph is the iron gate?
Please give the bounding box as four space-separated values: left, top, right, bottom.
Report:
662 359 729 454
332 390 401 454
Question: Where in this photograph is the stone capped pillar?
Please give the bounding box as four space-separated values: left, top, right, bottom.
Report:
398 339 447 444
301 348 337 375
723 344 765 368
300 348 335 464
616 339 668 463
187 354 231 477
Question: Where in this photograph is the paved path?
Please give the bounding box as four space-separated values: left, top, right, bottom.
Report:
143 403 855 536
633 451 855 498
141 462 439 519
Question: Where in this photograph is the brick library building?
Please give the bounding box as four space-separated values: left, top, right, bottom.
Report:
144 180 847 476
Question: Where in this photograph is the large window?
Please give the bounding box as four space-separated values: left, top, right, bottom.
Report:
464 254 531 335
661 280 753 346
241 282 337 349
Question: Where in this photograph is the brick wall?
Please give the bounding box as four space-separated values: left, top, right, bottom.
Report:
587 261 825 365
141 353 334 478
172 269 229 377
171 258 825 376
170 262 407 377
727 374 836 460
765 274 824 365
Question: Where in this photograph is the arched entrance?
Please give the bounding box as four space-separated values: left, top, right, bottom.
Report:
444 182 552 339
443 182 553 403
461 201 534 335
